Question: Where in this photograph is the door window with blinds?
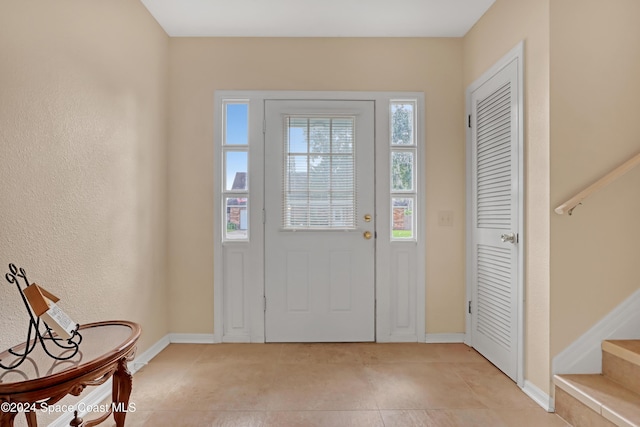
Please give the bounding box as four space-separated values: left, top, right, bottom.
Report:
282 116 356 230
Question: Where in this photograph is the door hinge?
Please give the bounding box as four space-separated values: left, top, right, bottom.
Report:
468 114 471 128
263 296 267 312
468 301 472 314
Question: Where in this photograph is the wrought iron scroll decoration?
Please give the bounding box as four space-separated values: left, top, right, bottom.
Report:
0 263 82 370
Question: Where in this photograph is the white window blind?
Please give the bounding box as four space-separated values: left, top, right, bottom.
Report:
282 116 357 230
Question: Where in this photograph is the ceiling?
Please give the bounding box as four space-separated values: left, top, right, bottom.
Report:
140 0 496 38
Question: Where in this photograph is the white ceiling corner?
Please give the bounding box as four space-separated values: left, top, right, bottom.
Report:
140 0 496 38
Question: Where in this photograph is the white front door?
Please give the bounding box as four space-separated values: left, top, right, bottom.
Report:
468 47 523 382
264 100 375 342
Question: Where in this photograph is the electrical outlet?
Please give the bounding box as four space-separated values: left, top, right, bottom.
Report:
438 210 454 227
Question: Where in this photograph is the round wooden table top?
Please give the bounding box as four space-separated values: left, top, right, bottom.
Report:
0 321 141 395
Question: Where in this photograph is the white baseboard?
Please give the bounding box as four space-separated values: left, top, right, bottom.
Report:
425 333 466 343
221 334 252 343
522 380 554 412
131 334 171 371
553 287 640 375
169 333 217 344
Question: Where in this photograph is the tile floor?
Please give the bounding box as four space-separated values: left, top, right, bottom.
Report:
83 343 570 426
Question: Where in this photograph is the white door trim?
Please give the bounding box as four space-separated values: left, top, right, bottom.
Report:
213 90 425 343
465 42 525 387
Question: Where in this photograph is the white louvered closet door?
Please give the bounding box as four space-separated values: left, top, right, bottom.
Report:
470 57 520 381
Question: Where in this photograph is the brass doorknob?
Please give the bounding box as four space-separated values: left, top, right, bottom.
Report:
363 231 372 240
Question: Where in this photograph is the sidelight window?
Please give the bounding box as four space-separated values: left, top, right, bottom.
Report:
390 101 417 240
222 101 250 241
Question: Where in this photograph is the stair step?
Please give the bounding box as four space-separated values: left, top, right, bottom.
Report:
554 374 640 427
604 341 640 366
603 340 640 396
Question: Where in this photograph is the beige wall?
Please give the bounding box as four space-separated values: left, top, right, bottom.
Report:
0 0 170 353
463 0 552 393
167 38 467 335
549 0 640 356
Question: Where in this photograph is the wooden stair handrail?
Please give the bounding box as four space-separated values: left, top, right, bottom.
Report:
555 151 640 215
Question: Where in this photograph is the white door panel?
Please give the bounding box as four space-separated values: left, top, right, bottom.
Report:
264 100 375 342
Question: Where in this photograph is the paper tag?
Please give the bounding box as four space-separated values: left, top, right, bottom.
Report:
42 303 76 339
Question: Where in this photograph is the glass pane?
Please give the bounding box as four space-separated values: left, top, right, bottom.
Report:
332 155 354 191
309 155 329 191
225 197 248 240
285 193 308 228
392 197 414 240
309 118 331 153
332 118 354 153
391 102 415 145
331 192 355 227
287 118 308 153
286 155 308 191
225 151 248 191
391 151 414 191
225 103 248 145
309 192 330 228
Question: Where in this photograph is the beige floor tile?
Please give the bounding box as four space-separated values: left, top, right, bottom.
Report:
450 363 540 410
263 410 384 427
380 410 439 426
196 343 284 364
150 343 209 364
430 344 492 364
162 361 277 411
495 408 571 426
365 363 486 410
357 342 443 364
37 343 569 427
428 409 509 426
381 408 511 427
80 408 152 427
129 361 192 410
266 363 378 411
277 343 365 364
141 410 266 427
